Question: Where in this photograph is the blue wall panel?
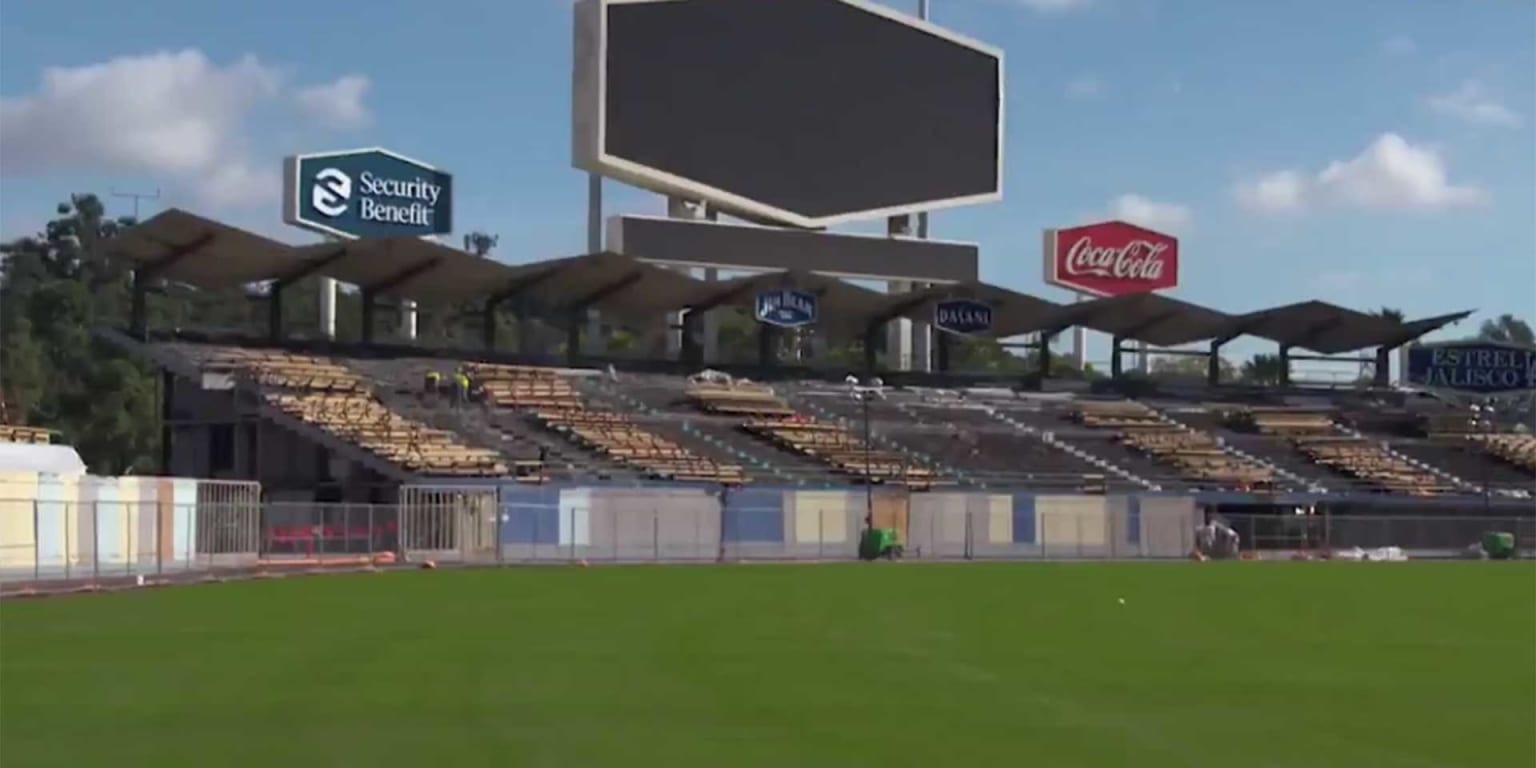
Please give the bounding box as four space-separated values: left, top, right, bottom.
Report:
1127 496 1141 546
499 485 559 545
1011 494 1036 544
722 488 784 543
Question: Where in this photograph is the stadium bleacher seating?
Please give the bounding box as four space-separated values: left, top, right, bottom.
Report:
0 425 52 444
787 389 1117 492
0 393 52 444
143 338 1528 499
1071 400 1276 490
688 378 937 488
1230 406 1454 495
1465 433 1536 474
205 348 508 477
469 363 746 484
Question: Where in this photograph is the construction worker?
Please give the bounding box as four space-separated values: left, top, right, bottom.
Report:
423 370 442 399
453 368 471 408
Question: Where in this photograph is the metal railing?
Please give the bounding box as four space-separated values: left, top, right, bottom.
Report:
1221 512 1536 555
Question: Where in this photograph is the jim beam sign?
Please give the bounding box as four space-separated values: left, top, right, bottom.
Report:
1042 220 1179 296
754 288 818 328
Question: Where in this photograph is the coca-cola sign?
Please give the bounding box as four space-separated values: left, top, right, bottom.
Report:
1042 220 1179 296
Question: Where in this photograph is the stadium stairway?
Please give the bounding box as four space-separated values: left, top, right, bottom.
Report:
782 390 950 481
574 375 837 484
983 406 1155 492
785 386 1150 492
994 401 1174 489
1391 439 1535 495
1172 406 1342 491
139 340 499 480
347 356 628 482
1216 433 1340 491
1145 402 1317 492
1330 423 1474 493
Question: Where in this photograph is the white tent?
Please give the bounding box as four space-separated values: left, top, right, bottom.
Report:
0 442 87 474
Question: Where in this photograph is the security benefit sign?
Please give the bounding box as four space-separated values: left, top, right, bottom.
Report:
1406 341 1536 395
754 289 818 328
283 147 453 239
933 299 993 336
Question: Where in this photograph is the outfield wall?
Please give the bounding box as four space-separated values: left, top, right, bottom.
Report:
0 481 1199 584
399 483 1201 563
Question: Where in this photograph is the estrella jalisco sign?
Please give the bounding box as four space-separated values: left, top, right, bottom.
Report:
1406 341 1536 396
934 299 993 335
754 289 817 328
283 147 453 239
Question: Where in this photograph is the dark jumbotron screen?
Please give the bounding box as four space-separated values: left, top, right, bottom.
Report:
602 0 1001 222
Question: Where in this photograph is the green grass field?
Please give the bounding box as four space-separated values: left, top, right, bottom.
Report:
2 562 1533 767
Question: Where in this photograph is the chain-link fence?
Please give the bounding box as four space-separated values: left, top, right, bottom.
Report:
0 501 261 583
1221 512 1536 555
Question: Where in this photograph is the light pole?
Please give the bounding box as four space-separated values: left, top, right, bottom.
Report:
846 374 885 530
1470 401 1492 515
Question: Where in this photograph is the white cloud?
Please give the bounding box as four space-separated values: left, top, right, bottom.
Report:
0 49 371 210
1424 79 1520 127
1106 194 1191 233
1065 74 1104 100
1233 133 1484 213
1233 170 1307 213
1382 35 1417 56
296 75 371 129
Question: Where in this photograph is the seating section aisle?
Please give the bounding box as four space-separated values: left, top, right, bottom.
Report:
1072 400 1275 490
800 390 1112 492
468 363 746 484
1232 407 1453 495
1465 433 1536 474
687 379 937 488
209 348 507 477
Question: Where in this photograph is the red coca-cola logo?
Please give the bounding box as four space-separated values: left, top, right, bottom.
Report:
1043 220 1179 296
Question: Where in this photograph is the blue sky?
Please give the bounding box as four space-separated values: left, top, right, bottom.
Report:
1 0 1532 367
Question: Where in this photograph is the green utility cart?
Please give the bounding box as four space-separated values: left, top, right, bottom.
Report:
1482 531 1517 560
859 527 904 560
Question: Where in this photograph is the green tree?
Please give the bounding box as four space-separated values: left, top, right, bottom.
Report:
462 231 499 257
951 336 1029 373
1 195 161 473
1240 353 1287 385
1150 354 1233 381
1476 314 1534 346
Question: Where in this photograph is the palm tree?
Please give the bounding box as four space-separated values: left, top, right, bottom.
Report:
1364 307 1407 382
463 231 500 257
1477 314 1534 347
1241 353 1286 385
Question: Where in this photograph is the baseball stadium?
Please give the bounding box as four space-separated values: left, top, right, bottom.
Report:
1 1 1532 766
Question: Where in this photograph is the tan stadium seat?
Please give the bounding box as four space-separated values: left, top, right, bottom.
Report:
680 381 943 488
1466 433 1536 474
1074 400 1275 489
200 346 507 477
532 406 746 484
0 424 53 445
